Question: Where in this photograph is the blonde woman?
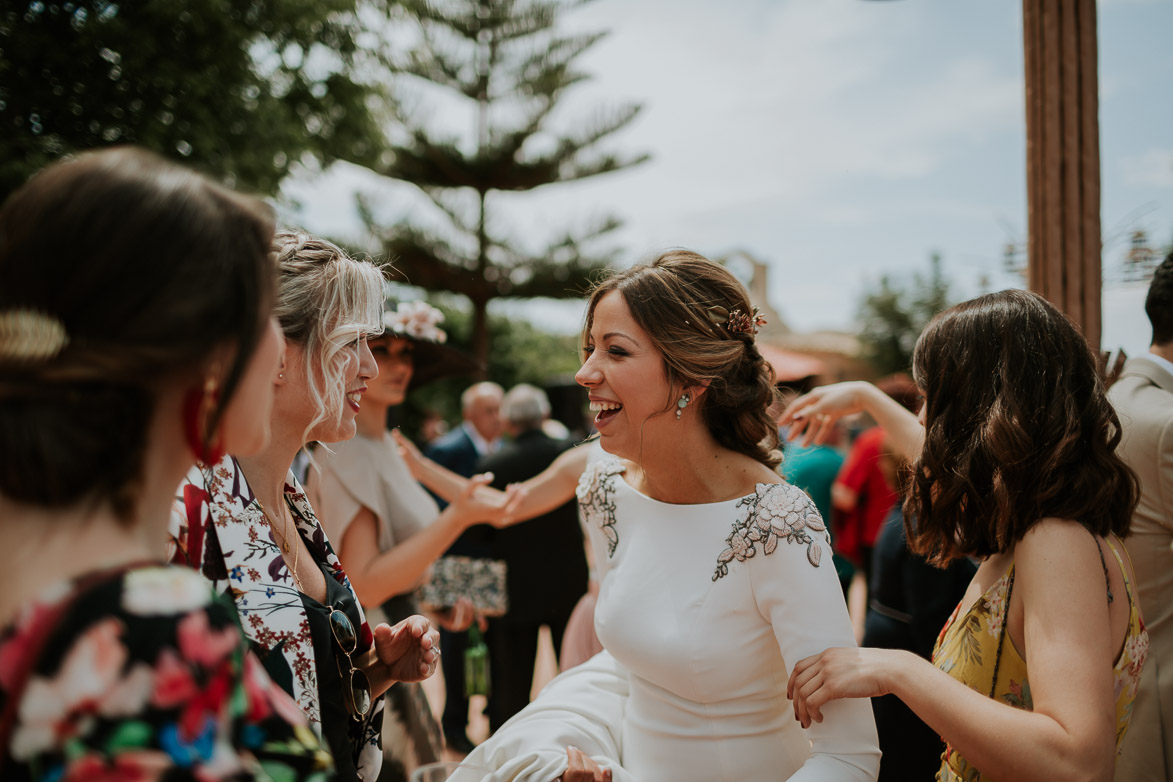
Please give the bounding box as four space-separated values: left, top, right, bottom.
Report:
169 232 440 780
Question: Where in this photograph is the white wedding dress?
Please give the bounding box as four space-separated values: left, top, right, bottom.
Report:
456 458 880 782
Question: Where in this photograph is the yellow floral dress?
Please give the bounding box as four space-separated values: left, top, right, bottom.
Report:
931 538 1149 781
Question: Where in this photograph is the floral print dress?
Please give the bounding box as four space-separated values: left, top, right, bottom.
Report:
931 537 1149 781
169 457 384 781
0 564 332 781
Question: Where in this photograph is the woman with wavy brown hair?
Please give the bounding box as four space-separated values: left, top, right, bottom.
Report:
451 250 880 782
782 288 1146 782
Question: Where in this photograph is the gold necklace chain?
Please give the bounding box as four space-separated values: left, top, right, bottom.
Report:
256 496 302 593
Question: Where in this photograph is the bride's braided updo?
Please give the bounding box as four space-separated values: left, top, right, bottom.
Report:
582 249 781 468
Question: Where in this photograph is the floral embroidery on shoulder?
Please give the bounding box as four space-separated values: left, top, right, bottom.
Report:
576 458 625 557
712 482 829 581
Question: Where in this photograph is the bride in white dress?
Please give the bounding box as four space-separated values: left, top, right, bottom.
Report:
455 250 879 782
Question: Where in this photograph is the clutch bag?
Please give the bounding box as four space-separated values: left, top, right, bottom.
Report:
417 556 508 617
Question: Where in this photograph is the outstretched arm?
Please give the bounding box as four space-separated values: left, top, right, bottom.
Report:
338 474 518 606
781 381 923 462
396 429 593 523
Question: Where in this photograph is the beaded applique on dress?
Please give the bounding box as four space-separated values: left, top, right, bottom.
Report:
576 458 625 557
713 483 828 581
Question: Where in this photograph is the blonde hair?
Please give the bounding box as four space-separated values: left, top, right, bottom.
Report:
272 230 385 445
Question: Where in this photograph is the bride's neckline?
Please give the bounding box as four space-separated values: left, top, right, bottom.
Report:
613 466 779 509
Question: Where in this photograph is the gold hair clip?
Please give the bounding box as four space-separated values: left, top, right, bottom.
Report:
0 309 69 363
705 305 766 337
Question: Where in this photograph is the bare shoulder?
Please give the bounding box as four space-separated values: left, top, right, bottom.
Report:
1014 518 1107 594
1017 517 1098 556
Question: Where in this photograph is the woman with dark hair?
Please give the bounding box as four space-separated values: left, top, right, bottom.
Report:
169 232 441 781
783 289 1147 781
453 250 880 782
0 148 330 779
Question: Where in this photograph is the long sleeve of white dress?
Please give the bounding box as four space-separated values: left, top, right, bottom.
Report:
452 650 634 782
745 516 881 781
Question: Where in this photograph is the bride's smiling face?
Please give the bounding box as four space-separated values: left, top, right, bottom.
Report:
575 290 674 459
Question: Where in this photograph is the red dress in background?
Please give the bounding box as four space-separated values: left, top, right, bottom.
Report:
833 427 898 568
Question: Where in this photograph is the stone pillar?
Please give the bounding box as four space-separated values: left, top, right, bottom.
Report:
1022 0 1101 348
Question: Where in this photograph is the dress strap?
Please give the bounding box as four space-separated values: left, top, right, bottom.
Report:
988 567 1015 699
1089 529 1114 605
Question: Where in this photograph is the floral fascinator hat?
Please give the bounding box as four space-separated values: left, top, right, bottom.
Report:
383 300 482 390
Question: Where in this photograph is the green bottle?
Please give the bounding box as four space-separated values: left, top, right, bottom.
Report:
464 625 491 698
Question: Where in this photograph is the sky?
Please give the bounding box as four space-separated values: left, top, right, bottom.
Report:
281 0 1172 357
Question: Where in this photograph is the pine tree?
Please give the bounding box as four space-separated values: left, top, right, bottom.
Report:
369 0 648 367
857 252 951 375
0 0 392 198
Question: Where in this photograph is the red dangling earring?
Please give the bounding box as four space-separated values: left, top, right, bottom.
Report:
183 376 225 464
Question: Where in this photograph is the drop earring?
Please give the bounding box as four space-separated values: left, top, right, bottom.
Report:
676 392 691 420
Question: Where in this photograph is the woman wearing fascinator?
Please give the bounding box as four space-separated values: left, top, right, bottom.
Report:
447 250 880 782
308 300 523 778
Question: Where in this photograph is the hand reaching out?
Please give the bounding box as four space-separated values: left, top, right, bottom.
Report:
429 596 486 633
451 472 526 528
557 746 612 782
370 614 441 688
779 381 870 448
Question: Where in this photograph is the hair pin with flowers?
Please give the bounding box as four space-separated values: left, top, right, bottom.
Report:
705 305 767 337
383 300 448 344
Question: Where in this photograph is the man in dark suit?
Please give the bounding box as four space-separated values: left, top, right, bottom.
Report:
478 384 590 731
423 381 503 753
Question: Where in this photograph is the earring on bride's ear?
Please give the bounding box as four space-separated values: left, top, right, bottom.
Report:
676 392 691 420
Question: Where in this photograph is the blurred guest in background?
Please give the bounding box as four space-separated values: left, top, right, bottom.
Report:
831 374 920 638
1112 252 1173 782
310 301 516 778
777 381 852 598
478 384 590 731
424 381 505 753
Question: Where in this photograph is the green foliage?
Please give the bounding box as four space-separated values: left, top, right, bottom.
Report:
368 0 647 367
0 0 391 198
397 300 583 439
857 252 952 376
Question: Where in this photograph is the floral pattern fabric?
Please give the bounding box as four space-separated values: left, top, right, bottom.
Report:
575 459 623 557
712 481 829 580
931 539 1149 781
169 456 384 779
574 458 832 581
0 565 332 781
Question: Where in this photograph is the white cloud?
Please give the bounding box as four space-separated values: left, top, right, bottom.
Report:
1121 148 1173 188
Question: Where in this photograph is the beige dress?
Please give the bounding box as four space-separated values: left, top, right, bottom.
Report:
1110 356 1173 781
314 432 444 782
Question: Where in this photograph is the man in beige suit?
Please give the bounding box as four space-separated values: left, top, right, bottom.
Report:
1114 253 1173 781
